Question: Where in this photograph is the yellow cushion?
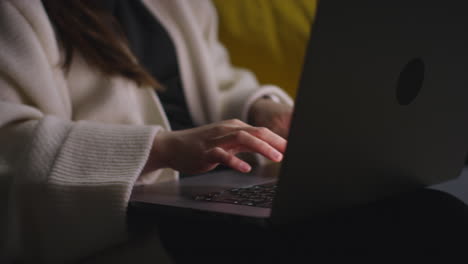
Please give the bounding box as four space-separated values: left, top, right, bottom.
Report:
212 0 318 98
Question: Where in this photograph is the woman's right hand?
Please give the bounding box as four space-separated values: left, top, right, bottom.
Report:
143 119 287 175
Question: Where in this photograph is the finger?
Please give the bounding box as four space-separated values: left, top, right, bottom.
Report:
224 118 248 127
218 131 283 162
242 127 287 153
207 120 251 140
206 147 252 173
211 126 287 154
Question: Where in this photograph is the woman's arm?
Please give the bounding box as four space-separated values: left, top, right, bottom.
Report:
0 2 166 263
199 1 293 122
197 0 294 137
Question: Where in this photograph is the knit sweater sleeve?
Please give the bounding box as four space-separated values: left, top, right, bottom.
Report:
0 1 162 263
199 0 294 122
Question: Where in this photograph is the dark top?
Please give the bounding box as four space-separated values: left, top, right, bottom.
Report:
105 0 196 130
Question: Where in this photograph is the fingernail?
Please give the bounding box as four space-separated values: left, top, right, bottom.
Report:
272 151 283 161
240 163 251 173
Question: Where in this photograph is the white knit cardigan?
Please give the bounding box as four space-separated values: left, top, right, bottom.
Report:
0 0 293 263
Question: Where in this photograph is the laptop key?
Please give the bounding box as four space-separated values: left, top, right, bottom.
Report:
193 183 277 208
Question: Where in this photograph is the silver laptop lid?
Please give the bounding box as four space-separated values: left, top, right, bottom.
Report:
272 0 468 224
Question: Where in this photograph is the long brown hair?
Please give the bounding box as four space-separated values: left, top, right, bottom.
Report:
41 0 161 89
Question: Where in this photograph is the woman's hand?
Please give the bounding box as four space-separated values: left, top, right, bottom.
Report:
144 119 287 175
248 98 293 139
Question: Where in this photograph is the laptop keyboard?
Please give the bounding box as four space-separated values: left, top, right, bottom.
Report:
193 183 277 208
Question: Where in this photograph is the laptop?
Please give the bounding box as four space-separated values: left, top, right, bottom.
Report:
130 0 468 226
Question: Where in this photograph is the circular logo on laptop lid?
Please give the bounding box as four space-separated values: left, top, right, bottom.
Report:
396 58 425 106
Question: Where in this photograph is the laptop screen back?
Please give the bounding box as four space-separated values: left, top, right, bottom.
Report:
272 0 468 224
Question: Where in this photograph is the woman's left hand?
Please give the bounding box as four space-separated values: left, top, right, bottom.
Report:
248 98 293 139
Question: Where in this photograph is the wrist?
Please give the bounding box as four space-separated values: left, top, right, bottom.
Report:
142 131 169 174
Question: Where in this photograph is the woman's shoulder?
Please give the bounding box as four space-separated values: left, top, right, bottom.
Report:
1 0 55 43
0 0 60 65
1 0 47 22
